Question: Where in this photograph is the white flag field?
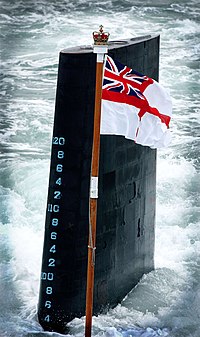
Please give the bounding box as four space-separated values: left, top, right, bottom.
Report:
100 55 172 149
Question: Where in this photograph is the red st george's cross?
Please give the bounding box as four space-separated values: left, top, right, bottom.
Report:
102 55 171 128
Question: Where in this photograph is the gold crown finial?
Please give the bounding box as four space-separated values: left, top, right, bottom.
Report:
93 25 110 45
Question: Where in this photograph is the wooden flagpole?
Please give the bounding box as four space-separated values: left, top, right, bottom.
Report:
85 26 109 337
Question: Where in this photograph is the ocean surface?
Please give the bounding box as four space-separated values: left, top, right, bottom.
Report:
0 0 200 336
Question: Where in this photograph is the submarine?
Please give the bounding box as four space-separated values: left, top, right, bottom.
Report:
38 33 158 333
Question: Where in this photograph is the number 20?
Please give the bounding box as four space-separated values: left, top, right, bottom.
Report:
52 137 65 145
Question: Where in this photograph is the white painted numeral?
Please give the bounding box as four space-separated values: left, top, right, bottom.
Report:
49 245 56 253
56 164 63 173
52 218 58 226
47 204 60 213
41 272 54 281
47 272 54 280
54 191 62 199
48 258 55 267
46 287 52 294
51 232 57 240
56 177 62 186
53 205 59 212
44 315 50 322
58 151 64 159
52 137 65 145
41 272 47 280
45 300 51 309
47 204 52 212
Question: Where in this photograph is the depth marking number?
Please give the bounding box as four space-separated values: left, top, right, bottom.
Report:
52 137 65 145
47 204 60 213
43 136 66 323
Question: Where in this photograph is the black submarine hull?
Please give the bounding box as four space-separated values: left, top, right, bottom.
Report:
38 34 159 333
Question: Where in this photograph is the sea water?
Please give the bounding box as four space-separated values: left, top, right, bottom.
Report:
0 1 200 336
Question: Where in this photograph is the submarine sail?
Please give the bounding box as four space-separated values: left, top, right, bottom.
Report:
38 34 159 333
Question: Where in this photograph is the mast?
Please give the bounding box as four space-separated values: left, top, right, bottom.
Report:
85 26 109 337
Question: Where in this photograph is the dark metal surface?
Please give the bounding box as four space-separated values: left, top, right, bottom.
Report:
38 34 159 333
